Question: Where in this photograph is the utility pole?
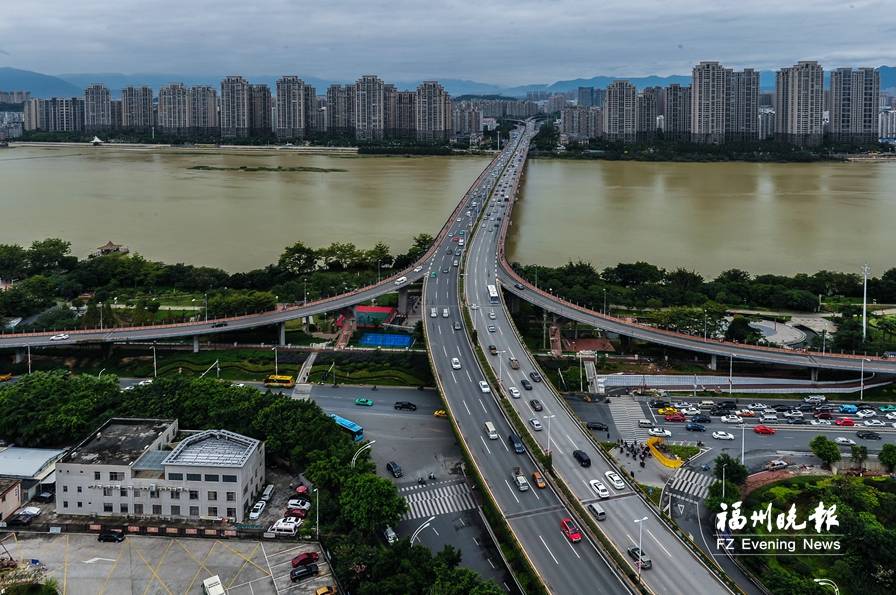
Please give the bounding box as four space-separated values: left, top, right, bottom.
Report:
861 264 870 342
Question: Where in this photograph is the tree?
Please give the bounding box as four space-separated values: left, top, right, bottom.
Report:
714 454 748 486
850 444 868 469
725 316 757 342
810 435 841 468
0 243 28 279
339 473 407 534
278 242 318 275
602 262 665 287
703 479 740 516
27 238 73 275
879 443 896 472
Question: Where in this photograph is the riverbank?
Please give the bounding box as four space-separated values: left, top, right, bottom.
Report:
10 140 360 155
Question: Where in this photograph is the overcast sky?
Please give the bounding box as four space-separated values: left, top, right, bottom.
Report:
2 0 894 85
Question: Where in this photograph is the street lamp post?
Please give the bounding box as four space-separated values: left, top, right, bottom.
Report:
272 346 278 376
543 414 556 454
729 354 735 395
721 463 727 500
634 516 648 585
152 344 157 378
703 309 707 341
314 487 320 540
411 515 436 544
860 358 870 401
741 422 746 464
26 345 31 374
303 278 308 305
603 288 607 315
99 302 103 330
496 350 506 386
351 441 376 468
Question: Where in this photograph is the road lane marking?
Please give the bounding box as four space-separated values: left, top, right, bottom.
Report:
504 480 520 503
564 535 582 559
500 436 510 452
442 345 447 357
463 400 472 415
466 370 472 382
538 535 560 565
479 435 492 454
564 433 578 449
479 399 487 413
647 529 673 558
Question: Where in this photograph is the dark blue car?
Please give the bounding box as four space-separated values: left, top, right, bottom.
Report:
686 422 706 432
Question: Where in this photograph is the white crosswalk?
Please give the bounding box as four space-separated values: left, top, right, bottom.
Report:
608 395 649 440
668 468 714 502
400 481 477 521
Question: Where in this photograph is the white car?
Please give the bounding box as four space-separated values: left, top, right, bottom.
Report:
50 333 70 341
529 418 543 431
783 410 803 418
479 381 491 394
856 409 876 418
863 419 885 427
487 325 496 333
810 419 832 426
835 437 856 446
413 266 423 272
682 407 700 416
885 412 896 420
648 427 671 437
589 479 610 499
508 387 521 399
286 499 311 511
451 358 461 370
712 431 735 440
489 311 497 320
748 403 767 410
137 379 153 387
604 470 625 490
249 501 266 520
721 415 743 424
470 304 479 310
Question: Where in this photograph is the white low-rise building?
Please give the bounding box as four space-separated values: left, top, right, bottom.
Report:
55 418 265 523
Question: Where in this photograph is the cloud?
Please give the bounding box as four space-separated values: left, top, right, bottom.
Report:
1 0 894 84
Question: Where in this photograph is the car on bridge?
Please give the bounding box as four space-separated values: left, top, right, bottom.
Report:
520 379 533 390
879 404 896 412
664 413 686 422
604 471 625 490
857 430 881 440
835 436 856 446
657 407 679 415
720 415 743 424
355 398 374 407
560 518 582 543
835 417 855 426
50 333 70 341
531 470 546 489
451 358 461 370
712 431 734 440
648 428 671 437
586 421 608 431
753 425 776 435
589 480 610 499
686 422 706 432
394 401 417 411
627 546 652 570
478 381 491 393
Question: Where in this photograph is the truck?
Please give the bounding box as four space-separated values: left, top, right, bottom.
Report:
512 467 530 491
508 357 520 370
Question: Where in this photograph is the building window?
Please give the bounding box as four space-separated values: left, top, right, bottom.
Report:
152 505 162 515
167 472 183 481
208 506 218 517
103 503 113 512
208 491 217 501
204 474 219 482
77 501 83 508
63 501 68 508
226 492 236 502
120 503 128 514
134 503 143 515
189 490 199 500
94 472 101 480
227 507 236 518
62 485 68 493
189 506 199 517
186 473 201 481
170 491 180 500
77 486 82 493
103 487 113 497
109 472 124 481
171 505 181 516
222 475 237 483
149 489 159 499
120 489 128 497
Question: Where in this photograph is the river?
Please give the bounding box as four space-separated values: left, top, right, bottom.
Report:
2 146 894 276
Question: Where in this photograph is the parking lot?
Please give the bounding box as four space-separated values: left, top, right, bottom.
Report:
3 532 333 595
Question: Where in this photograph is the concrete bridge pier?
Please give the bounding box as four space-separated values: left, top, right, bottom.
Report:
13 349 26 364
708 354 718 370
397 288 409 316
810 368 819 382
278 322 287 346
508 294 520 314
192 336 199 353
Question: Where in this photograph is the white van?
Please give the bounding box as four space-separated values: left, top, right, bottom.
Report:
202 576 226 595
587 502 607 521
442 308 449 318
637 419 653 428
430 307 438 318
760 413 779 423
484 421 498 440
268 519 299 536
394 276 407 286
261 484 274 502
699 400 715 409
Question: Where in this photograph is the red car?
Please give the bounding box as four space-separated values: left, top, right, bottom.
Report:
295 485 309 496
291 551 320 568
561 517 582 543
835 417 854 426
813 412 832 420
664 414 686 422
286 508 308 519
753 425 775 435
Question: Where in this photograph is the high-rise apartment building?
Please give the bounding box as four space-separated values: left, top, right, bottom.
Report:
691 61 727 143
829 67 879 144
0 90 30 103
603 81 637 141
879 108 896 140
577 87 595 108
759 107 776 140
415 81 450 143
84 84 112 131
189 86 218 132
326 84 355 136
664 84 691 138
452 107 482 137
775 61 824 144
121 86 153 130
23 97 85 132
157 83 189 133
275 76 306 140
354 75 385 142
248 84 272 136
636 87 659 137
220 76 250 138
383 85 416 139
302 85 317 133
546 94 568 113
726 68 759 141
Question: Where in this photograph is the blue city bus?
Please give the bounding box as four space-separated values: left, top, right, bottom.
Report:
487 284 500 305
328 413 364 441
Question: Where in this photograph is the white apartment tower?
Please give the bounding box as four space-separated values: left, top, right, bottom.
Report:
158 83 190 132
121 86 153 130
220 76 250 138
415 81 451 143
84 84 112 130
276 76 306 140
691 61 727 143
189 86 218 132
603 80 637 142
830 67 879 144
354 75 385 142
775 61 824 144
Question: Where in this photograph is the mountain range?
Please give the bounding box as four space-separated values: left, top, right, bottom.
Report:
3 66 896 99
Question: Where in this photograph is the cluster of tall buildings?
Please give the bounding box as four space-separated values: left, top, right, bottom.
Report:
560 61 884 145
23 75 466 144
